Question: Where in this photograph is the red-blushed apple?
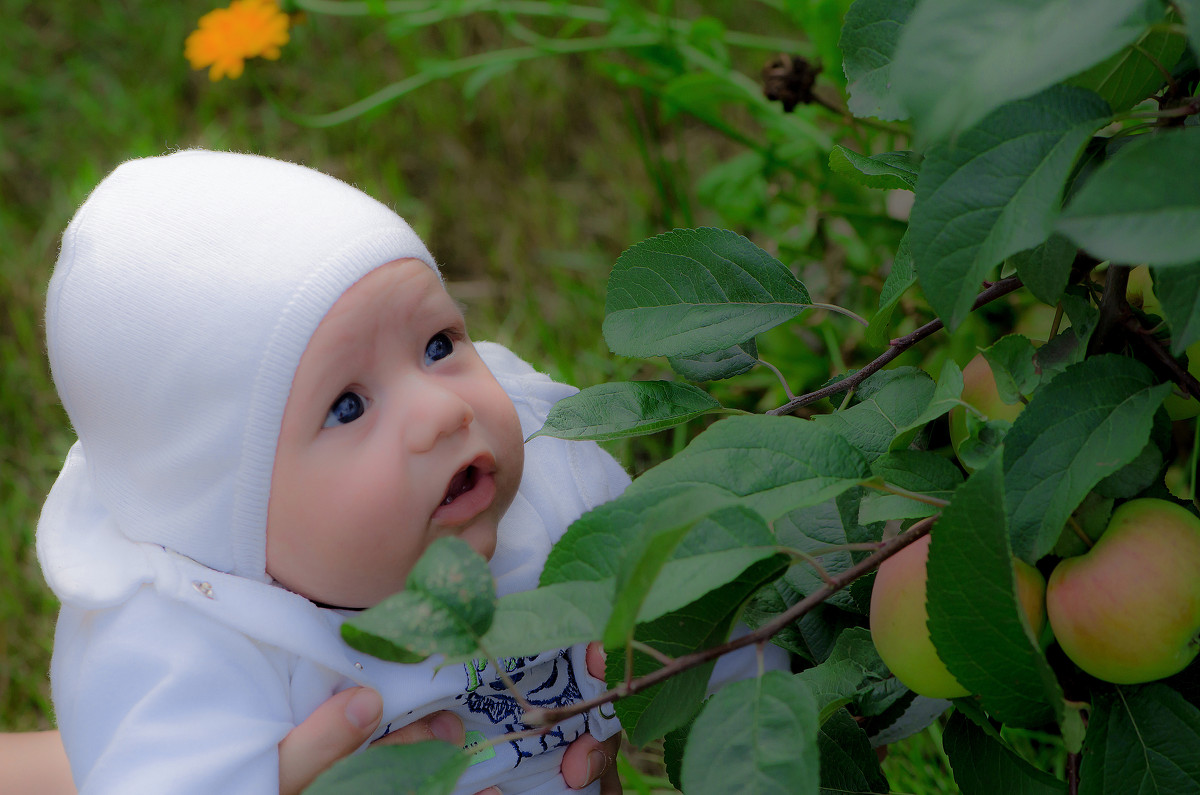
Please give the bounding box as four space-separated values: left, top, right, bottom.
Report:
1046 498 1200 684
949 352 1025 466
870 533 1048 699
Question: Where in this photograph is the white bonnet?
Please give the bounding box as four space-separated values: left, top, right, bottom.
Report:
40 150 437 600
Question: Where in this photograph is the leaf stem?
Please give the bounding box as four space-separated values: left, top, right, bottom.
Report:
807 301 870 327
756 356 796 400
1049 302 1064 340
1067 516 1094 550
868 480 950 508
1067 750 1081 795
530 515 938 726
768 276 1025 415
631 640 677 667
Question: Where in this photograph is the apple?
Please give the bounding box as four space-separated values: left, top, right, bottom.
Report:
1046 498 1200 684
949 352 1026 466
870 533 1048 699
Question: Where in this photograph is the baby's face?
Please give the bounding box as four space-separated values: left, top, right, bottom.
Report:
265 259 524 608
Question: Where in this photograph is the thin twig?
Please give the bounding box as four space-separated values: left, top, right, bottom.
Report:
768 276 1025 415
528 515 938 726
1067 751 1081 795
1122 315 1200 400
1089 265 1131 356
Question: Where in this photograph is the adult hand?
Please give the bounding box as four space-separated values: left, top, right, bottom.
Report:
280 687 489 795
561 642 621 794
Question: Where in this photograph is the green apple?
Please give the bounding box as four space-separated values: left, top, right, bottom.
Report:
870 533 1048 699
1046 498 1200 684
949 352 1026 465
1126 265 1159 316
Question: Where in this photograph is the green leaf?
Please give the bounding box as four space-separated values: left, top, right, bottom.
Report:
839 0 917 121
668 340 759 382
603 228 811 358
1009 234 1078 306
1094 405 1171 498
1003 355 1172 562
681 671 820 795
1178 0 1200 62
909 85 1112 329
1153 265 1200 354
479 580 612 659
1067 20 1187 112
890 358 966 444
304 741 469 795
611 560 783 744
528 380 724 442
626 414 873 519
795 627 893 723
812 367 939 457
891 0 1150 142
829 146 921 190
865 232 915 347
943 710 1066 794
342 538 494 664
983 334 1039 403
604 504 786 647
817 708 890 795
860 450 963 523
777 492 877 614
1080 685 1200 794
1059 127 1200 266
927 457 1065 728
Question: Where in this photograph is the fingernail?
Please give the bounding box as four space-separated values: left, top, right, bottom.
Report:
345 688 382 730
585 749 607 784
431 712 464 745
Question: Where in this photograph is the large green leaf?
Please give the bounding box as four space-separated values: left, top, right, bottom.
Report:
776 490 879 615
626 414 873 519
681 671 820 795
603 228 811 358
795 628 893 723
839 0 916 121
1059 127 1200 266
859 450 963 523
305 742 468 795
817 708 890 795
909 85 1111 329
1067 21 1187 112
528 380 726 442
1002 355 1172 562
943 710 1066 794
1009 234 1077 306
891 0 1152 142
829 146 920 190
811 367 936 458
604 504 787 647
342 538 494 664
926 457 1064 728
668 340 759 382
479 580 613 659
1172 0 1200 63
1153 265 1200 354
1080 685 1200 794
609 559 784 745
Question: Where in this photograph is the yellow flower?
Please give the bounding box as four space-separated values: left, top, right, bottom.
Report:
185 0 290 81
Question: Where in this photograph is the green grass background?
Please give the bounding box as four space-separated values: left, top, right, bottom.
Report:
0 0 975 790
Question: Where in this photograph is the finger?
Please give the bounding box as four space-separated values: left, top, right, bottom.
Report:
560 732 620 790
584 642 607 682
370 710 465 748
279 686 382 795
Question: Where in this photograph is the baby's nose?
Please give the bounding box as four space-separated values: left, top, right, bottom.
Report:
408 389 474 452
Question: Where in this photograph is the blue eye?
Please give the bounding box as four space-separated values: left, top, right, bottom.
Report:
425 332 454 364
323 392 365 427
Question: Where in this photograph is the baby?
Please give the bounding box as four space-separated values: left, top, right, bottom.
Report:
37 150 630 794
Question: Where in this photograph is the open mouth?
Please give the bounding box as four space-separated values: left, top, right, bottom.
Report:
442 465 478 505
432 455 498 526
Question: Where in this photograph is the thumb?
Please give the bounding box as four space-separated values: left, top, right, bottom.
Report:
279 686 382 795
